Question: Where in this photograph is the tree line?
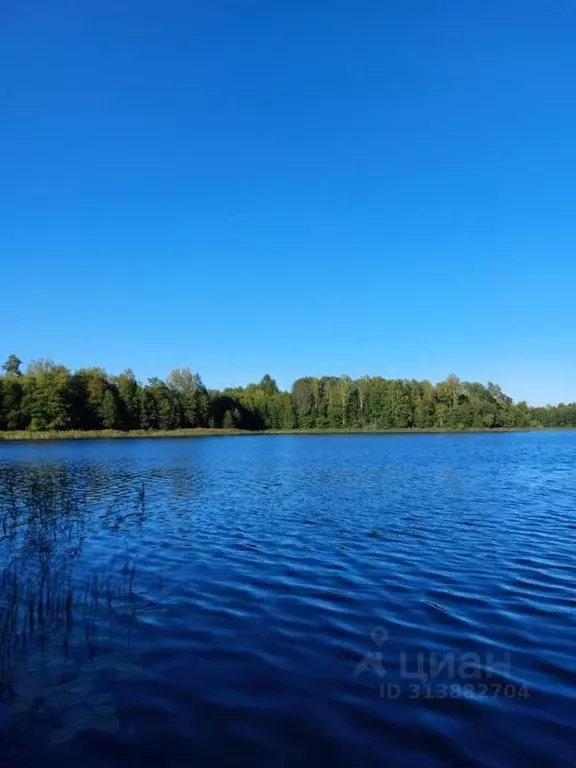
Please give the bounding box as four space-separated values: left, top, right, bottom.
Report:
1 354 575 432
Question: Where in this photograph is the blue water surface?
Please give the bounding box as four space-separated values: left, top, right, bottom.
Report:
0 432 575 766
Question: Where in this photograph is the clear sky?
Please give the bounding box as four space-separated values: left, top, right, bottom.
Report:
1 1 575 404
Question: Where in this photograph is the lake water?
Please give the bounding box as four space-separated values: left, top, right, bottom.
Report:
0 433 575 766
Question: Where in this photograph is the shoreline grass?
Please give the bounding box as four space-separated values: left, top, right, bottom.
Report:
0 428 253 441
0 426 566 441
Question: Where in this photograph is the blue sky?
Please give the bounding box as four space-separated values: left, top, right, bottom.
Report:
1 1 575 404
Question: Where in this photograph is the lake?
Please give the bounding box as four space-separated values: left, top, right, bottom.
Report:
0 432 575 766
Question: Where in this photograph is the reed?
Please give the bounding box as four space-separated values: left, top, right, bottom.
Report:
0 426 549 441
0 428 256 441
0 469 144 690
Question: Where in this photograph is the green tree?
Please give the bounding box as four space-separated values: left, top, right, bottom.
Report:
117 369 141 429
1 355 574 434
259 374 279 395
2 354 22 377
292 377 316 428
167 367 209 427
139 387 158 430
412 380 436 428
100 389 118 429
511 401 531 428
70 368 110 429
22 360 71 431
390 380 413 428
0 376 24 429
147 378 180 430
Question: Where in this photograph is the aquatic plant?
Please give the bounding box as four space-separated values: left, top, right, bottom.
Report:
0 466 150 733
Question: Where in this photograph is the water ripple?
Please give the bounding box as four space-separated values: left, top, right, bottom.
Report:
0 432 575 766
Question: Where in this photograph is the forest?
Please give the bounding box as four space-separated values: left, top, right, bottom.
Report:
1 354 575 433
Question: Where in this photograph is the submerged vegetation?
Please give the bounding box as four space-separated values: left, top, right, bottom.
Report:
1 353 575 435
0 464 148 731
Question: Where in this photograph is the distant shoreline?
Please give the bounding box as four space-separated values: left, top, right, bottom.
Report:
0 426 571 442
